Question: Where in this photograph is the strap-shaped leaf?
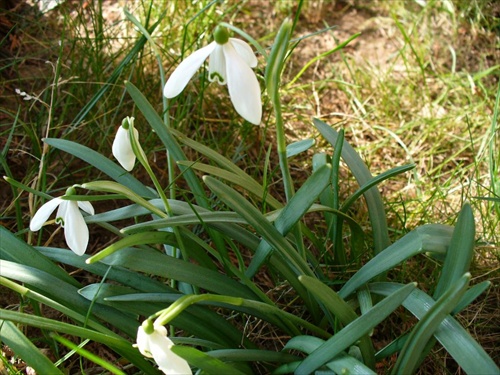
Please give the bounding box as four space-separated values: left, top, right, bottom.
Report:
392 273 471 374
0 320 64 375
170 346 248 375
43 138 155 198
339 224 453 298
369 282 499 374
295 282 416 373
313 118 390 253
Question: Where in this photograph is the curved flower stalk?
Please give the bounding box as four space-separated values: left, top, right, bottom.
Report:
29 187 94 256
112 116 139 171
135 320 192 375
164 25 262 125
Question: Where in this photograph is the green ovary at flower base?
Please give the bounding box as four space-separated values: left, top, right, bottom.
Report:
135 320 192 375
112 116 139 171
163 25 262 125
29 187 94 256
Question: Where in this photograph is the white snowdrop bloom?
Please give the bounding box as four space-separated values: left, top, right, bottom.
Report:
30 189 94 256
112 116 138 171
164 26 262 125
136 321 192 375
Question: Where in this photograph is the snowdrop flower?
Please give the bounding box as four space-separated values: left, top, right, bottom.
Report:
30 187 94 256
112 116 138 171
136 320 191 375
164 25 262 125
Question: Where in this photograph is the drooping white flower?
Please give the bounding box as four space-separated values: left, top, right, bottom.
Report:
30 188 94 256
164 26 262 125
136 321 192 375
112 116 138 171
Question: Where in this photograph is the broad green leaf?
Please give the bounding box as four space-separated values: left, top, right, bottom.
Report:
0 309 159 374
393 273 471 374
313 118 390 253
286 138 315 158
369 282 499 374
43 138 155 198
246 165 332 277
279 336 375 375
433 203 475 299
0 260 138 337
295 282 416 374
339 224 453 298
0 227 79 287
170 346 248 375
98 248 257 299
299 275 375 368
0 320 64 375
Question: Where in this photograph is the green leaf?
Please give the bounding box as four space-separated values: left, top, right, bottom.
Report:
0 320 64 375
369 282 499 374
299 275 375 368
0 227 79 287
170 346 248 375
433 203 475 299
295 282 416 373
286 138 315 158
43 138 155 198
393 273 471 374
0 309 159 374
339 224 453 298
313 118 391 253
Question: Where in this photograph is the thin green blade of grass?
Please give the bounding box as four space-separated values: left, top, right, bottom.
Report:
392 273 471 374
369 283 499 374
294 282 416 374
0 320 65 375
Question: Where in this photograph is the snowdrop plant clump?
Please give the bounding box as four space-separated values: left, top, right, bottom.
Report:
1 10 498 375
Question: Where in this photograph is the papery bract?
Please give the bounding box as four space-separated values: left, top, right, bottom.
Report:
164 27 261 125
136 323 192 375
30 195 94 256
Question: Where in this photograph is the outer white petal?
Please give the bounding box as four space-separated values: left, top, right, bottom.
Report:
208 44 226 84
63 201 89 256
136 326 153 358
30 198 63 231
164 42 216 98
229 38 258 67
78 200 95 215
112 126 138 171
223 43 262 125
148 331 192 375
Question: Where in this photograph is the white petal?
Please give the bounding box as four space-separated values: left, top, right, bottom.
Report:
164 42 216 98
149 335 191 375
223 43 262 125
229 38 258 67
112 126 137 171
136 326 153 358
78 200 95 215
63 201 89 256
29 198 63 231
208 44 226 84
